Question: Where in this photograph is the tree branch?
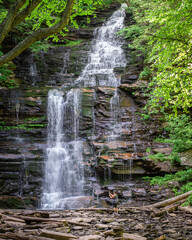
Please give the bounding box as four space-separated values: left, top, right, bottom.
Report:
0 0 75 67
12 0 43 27
0 0 27 45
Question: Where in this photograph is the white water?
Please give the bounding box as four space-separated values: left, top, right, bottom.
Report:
76 4 127 87
41 4 127 209
41 89 84 209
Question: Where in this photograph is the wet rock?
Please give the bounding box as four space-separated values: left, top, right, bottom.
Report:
132 188 147 197
179 149 192 166
154 235 166 240
40 229 77 239
95 224 110 229
122 191 132 198
94 189 105 197
0 196 26 209
112 166 146 175
119 81 148 93
79 235 102 240
123 233 147 240
153 147 172 155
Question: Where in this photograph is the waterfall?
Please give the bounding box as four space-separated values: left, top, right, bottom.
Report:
41 4 127 209
76 4 127 87
41 89 84 209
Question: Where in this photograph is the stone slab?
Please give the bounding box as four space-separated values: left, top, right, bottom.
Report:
40 230 77 239
123 233 147 240
79 235 102 240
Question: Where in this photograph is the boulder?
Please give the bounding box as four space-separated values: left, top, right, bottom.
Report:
153 147 172 155
179 149 192 166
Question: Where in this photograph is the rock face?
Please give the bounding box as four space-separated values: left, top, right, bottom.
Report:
0 4 182 206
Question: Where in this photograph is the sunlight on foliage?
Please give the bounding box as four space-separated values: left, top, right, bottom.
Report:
122 0 192 113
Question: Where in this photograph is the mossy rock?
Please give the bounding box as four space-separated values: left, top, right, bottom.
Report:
81 107 93 118
0 196 25 209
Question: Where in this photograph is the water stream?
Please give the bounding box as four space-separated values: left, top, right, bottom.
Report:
41 89 84 209
76 4 127 87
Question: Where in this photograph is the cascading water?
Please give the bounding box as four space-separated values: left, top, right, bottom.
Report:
41 89 84 209
76 4 127 87
76 3 127 183
41 4 127 209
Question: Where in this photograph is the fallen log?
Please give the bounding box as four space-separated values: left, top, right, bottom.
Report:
146 190 192 209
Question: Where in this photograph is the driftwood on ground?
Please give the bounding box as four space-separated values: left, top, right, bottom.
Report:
146 190 192 209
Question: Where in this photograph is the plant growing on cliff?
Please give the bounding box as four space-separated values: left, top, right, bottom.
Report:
146 114 192 165
121 0 192 114
0 50 19 88
156 114 192 153
144 168 192 206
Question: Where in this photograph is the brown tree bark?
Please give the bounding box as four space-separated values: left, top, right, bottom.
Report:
0 0 75 67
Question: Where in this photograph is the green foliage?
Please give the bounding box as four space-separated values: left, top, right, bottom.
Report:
23 116 46 122
64 39 82 47
123 0 192 114
30 41 50 53
0 8 7 24
27 0 114 41
144 168 192 205
157 114 192 153
146 147 151 153
182 194 192 207
147 114 192 165
0 0 115 66
18 123 47 130
139 67 151 79
140 113 151 120
0 121 46 130
147 152 166 163
0 51 18 88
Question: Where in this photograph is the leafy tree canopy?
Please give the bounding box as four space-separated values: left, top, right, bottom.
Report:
122 0 192 114
0 0 114 66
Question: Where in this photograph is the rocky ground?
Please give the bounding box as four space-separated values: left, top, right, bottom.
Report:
0 198 192 240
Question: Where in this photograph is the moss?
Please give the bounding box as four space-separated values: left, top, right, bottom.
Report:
81 107 93 118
